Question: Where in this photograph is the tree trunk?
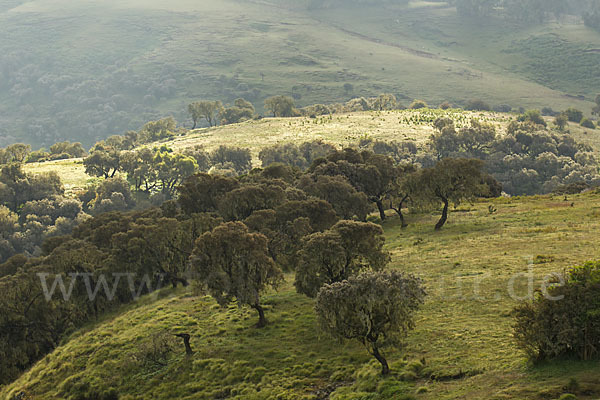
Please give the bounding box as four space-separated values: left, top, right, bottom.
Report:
251 303 267 328
175 333 194 355
395 208 407 228
435 197 449 230
391 195 409 228
192 120 197 130
371 344 390 375
375 199 386 221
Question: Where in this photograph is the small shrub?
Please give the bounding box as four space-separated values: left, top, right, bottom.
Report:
465 99 491 111
542 107 557 116
494 104 512 113
409 100 428 109
580 118 596 129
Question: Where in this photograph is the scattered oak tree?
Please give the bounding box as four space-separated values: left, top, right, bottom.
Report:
178 173 240 215
188 101 224 128
295 220 390 297
190 222 283 327
413 158 487 230
84 142 121 179
315 271 426 375
264 95 296 117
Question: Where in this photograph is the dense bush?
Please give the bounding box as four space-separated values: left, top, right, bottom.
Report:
259 140 336 170
465 99 491 111
580 118 596 129
430 118 600 195
514 261 600 361
564 108 584 123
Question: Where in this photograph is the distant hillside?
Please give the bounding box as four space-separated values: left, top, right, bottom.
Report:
1 0 598 148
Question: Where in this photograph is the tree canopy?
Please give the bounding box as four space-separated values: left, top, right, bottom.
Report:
316 271 426 375
190 222 283 327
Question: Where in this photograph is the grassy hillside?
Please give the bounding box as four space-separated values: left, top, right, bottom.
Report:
22 109 599 190
1 0 598 148
4 192 600 399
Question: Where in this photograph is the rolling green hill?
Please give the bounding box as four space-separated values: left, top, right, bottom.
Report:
21 109 599 193
1 0 598 148
3 192 600 400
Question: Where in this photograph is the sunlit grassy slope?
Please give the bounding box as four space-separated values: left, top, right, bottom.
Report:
3 192 600 399
1 0 598 146
22 109 599 189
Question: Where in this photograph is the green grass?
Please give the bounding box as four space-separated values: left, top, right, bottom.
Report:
22 158 96 195
4 192 600 399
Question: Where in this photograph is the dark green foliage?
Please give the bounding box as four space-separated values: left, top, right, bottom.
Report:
182 145 211 172
429 118 600 195
0 163 63 212
220 98 255 125
553 113 568 130
541 107 557 116
518 109 547 127
83 142 121 179
48 141 87 159
316 270 426 375
295 220 390 297
564 108 584 123
310 148 398 221
371 93 397 111
0 205 220 384
139 117 178 143
553 181 591 195
244 198 338 271
0 165 86 263
0 254 27 278
465 99 491 111
411 158 487 229
209 145 252 175
190 221 283 327
298 174 371 221
178 173 240 215
218 182 287 221
430 118 496 159
514 260 600 361
0 144 31 164
409 100 428 109
264 96 297 117
259 140 336 170
580 118 596 129
89 177 136 215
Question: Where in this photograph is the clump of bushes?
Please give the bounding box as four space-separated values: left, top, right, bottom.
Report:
580 118 596 129
514 260 600 361
409 99 428 109
465 99 491 111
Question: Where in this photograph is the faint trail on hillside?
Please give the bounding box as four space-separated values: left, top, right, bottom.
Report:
236 0 451 61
